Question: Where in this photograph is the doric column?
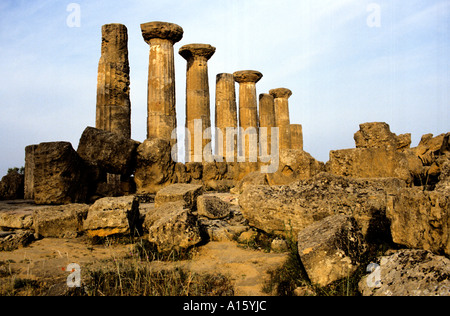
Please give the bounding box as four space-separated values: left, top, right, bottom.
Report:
141 21 184 147
215 73 238 160
24 144 38 200
96 23 131 139
290 124 304 151
179 44 216 162
270 88 293 151
259 93 276 155
234 70 263 161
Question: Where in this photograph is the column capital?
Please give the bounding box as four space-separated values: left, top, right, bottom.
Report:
233 70 263 84
141 21 184 44
269 88 292 99
179 44 216 61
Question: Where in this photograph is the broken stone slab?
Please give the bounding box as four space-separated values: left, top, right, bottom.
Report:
354 122 410 151
134 137 176 194
33 142 88 205
0 230 34 251
386 187 450 256
83 196 140 237
33 204 89 238
144 201 202 252
0 209 34 230
77 127 140 176
198 208 250 242
297 215 367 287
239 172 404 241
327 147 423 185
154 184 203 209
197 195 231 220
359 249 450 296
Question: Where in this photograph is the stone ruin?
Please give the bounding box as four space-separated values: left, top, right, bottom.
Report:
1 21 449 295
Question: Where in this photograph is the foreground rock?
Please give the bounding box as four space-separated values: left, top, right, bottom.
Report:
134 137 176 194
239 172 404 241
387 187 450 256
83 196 140 237
297 215 367 287
33 142 88 205
77 127 140 176
33 204 89 238
154 184 203 209
359 249 450 296
144 201 202 252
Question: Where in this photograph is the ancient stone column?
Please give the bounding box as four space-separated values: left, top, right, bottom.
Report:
141 21 184 147
270 88 293 151
24 144 38 200
215 73 238 160
259 93 276 155
234 70 263 161
291 124 304 151
96 23 131 139
179 44 216 162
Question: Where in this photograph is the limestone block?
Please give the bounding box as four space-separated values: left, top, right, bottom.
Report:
83 196 140 238
386 187 450 255
33 142 88 205
297 215 367 287
33 204 89 238
197 195 231 220
359 250 450 296
154 184 203 209
77 127 140 176
144 201 202 252
134 137 176 194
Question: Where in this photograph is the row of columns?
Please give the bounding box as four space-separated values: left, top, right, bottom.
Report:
96 22 303 163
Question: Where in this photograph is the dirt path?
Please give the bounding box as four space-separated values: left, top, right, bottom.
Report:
0 239 288 296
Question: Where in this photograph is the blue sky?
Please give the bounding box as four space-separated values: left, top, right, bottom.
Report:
0 0 449 176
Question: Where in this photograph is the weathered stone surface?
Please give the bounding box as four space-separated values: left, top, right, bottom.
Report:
0 209 34 230
134 137 176 194
359 249 450 296
33 142 88 205
198 210 249 242
0 230 34 251
327 147 423 185
387 187 449 255
180 44 216 162
154 184 203 209
414 132 450 165
77 127 140 176
270 88 292 151
0 169 24 201
96 23 131 139
144 201 202 252
267 149 325 185
290 124 303 151
259 93 276 155
141 21 183 147
234 70 263 161
298 215 367 287
239 172 405 241
354 122 409 151
24 145 38 200
33 204 89 238
197 195 231 220
216 73 238 160
83 196 140 237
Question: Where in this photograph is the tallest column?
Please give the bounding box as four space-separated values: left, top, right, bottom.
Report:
141 21 184 147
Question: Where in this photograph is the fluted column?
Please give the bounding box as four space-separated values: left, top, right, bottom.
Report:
291 124 304 151
96 23 131 138
270 88 293 151
141 21 184 147
234 70 263 161
215 73 238 160
259 93 276 156
179 44 216 162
